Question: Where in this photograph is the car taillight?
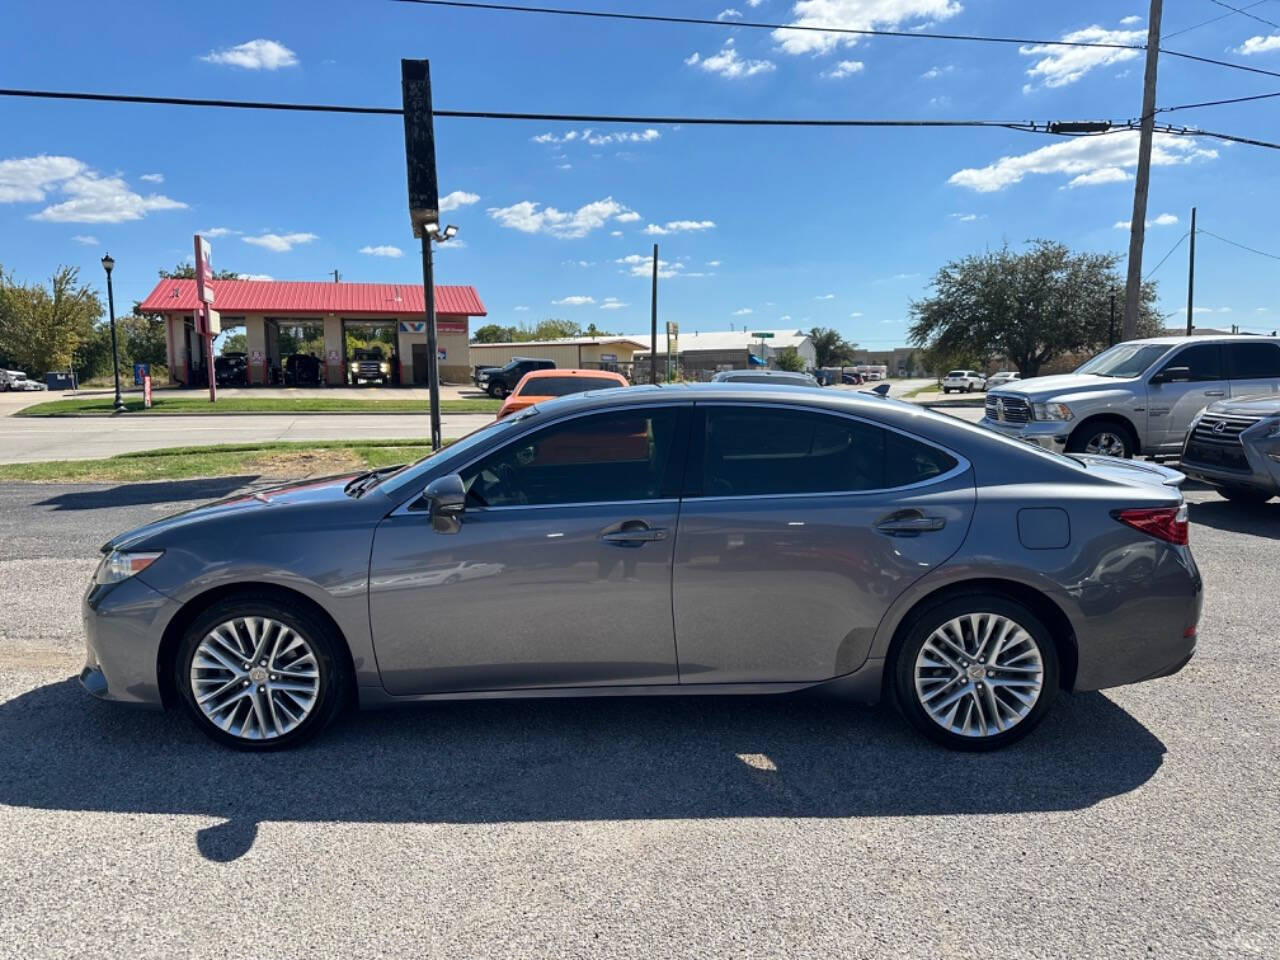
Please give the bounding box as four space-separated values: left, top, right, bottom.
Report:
1114 504 1189 545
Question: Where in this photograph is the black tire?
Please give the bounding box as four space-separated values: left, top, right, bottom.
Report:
174 593 351 750
1219 485 1274 505
892 593 1059 752
494 384 509 399
1066 419 1136 459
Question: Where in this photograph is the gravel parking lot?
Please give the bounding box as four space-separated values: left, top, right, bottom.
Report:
0 479 1277 959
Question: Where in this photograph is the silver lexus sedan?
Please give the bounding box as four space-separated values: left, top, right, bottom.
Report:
82 384 1202 752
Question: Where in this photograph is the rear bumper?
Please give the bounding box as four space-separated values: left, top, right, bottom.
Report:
81 576 178 709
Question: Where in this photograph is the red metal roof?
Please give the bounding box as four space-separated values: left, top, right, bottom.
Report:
138 279 487 317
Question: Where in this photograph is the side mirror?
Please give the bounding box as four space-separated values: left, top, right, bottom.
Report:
423 473 466 534
1152 365 1190 384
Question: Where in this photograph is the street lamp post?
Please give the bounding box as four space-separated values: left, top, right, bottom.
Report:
100 253 126 413
420 222 458 450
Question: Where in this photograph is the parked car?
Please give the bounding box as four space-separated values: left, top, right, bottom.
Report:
83 383 1200 752
842 371 864 385
941 370 987 393
983 336 1280 459
986 371 1021 389
1 369 47 391
496 368 629 419
350 347 391 386
1180 395 1280 503
478 357 556 398
283 353 323 387
472 364 499 387
214 352 248 387
711 369 820 387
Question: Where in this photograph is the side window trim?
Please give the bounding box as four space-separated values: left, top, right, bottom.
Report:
450 401 693 511
682 401 970 501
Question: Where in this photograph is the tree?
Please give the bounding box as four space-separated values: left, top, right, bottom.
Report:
774 347 807 372
220 332 248 355
529 318 581 340
808 326 857 367
159 262 241 281
907 240 1163 378
121 311 168 367
471 324 518 344
0 265 102 375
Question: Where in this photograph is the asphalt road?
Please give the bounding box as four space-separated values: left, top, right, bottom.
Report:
1 481 1276 958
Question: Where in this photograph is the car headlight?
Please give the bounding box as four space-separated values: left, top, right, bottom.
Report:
94 550 163 585
379 362 390 374
1032 402 1074 421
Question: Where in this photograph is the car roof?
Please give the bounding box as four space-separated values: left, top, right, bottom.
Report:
1126 335 1280 345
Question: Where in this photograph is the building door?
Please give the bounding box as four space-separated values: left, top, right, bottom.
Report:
411 342 430 385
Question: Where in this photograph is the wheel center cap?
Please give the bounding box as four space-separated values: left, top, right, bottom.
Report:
249 666 268 684
967 664 985 681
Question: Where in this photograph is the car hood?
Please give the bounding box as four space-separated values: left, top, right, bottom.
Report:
103 472 363 552
990 373 1133 399
1068 454 1184 488
1207 394 1280 417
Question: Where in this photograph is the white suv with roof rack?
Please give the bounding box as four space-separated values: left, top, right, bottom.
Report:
982 335 1280 458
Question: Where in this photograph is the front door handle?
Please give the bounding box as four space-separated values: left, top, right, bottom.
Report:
600 521 667 546
1203 390 1225 396
875 511 946 536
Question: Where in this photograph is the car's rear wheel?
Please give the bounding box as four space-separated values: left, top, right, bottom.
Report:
893 595 1059 751
1067 420 1135 459
175 595 350 750
1219 485 1274 504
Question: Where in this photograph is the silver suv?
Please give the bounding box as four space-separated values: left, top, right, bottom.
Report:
983 336 1280 458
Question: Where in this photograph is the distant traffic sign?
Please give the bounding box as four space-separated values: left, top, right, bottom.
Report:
751 331 775 338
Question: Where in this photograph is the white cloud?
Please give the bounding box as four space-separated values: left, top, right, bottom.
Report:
488 197 634 239
779 314 792 321
533 128 660 146
1119 15 1142 26
949 212 984 221
823 60 865 79
201 39 298 70
747 0 763 6
439 190 480 212
201 227 237 238
236 273 274 282
600 297 629 310
644 219 716 235
72 235 98 245
615 211 642 223
242 232 318 252
1019 26 1142 89
815 293 835 300
609 230 623 236
138 172 164 183
773 0 961 56
28 173 187 223
1237 35 1280 55
850 311 864 317
717 8 743 20
686 39 775 78
617 253 683 278
921 64 954 79
514 305 530 311
949 131 1217 193
552 295 595 306
707 260 722 266
359 244 404 257
1113 212 1178 229
0 155 85 203
733 308 754 316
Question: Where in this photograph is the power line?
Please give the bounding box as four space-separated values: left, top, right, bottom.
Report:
1163 1 1261 40
1144 231 1189 281
1207 0 1280 31
1158 88 1280 113
388 0 1142 51
4 87 1280 151
1197 228 1280 262
1158 47 1280 81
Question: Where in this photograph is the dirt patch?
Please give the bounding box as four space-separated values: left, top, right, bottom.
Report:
242 449 367 478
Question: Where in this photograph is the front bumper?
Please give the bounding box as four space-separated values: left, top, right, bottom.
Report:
981 416 1070 452
81 575 180 709
1180 432 1280 495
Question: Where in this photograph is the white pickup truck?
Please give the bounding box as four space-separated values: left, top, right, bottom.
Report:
0 369 46 392
982 335 1280 458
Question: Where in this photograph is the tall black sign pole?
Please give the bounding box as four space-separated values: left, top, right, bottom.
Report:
402 59 442 450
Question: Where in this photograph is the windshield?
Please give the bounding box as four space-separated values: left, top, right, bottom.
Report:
1075 343 1171 378
946 370 965 377
517 376 623 397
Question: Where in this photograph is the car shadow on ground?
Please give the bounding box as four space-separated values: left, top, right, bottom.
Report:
1187 498 1280 537
34 477 259 511
0 679 1165 862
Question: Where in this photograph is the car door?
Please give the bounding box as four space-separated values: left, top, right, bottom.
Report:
368 404 690 695
672 403 975 685
1146 343 1228 452
1227 341 1280 398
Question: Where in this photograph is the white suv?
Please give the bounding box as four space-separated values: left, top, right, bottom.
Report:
941 370 986 393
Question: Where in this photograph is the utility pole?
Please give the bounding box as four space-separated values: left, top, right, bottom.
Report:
1122 0 1164 340
1109 291 1116 347
650 243 659 384
1185 206 1196 336
332 269 341 283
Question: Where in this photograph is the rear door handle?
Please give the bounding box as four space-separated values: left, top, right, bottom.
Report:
875 512 946 536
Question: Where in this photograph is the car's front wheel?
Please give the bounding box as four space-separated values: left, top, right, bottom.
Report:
893 594 1059 751
1219 485 1274 505
175 594 351 750
1067 420 1135 459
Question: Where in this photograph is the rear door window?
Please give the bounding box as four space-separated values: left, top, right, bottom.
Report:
1227 342 1280 379
698 407 957 497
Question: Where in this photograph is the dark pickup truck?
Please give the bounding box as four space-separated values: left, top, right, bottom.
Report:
476 357 555 398
351 347 391 386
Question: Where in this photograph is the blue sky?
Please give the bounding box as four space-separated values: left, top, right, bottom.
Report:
3 0 1279 348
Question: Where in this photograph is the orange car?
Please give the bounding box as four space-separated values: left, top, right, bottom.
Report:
495 368 629 419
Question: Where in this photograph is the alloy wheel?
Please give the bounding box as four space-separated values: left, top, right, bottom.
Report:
190 616 321 741
1084 431 1127 457
913 612 1045 738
